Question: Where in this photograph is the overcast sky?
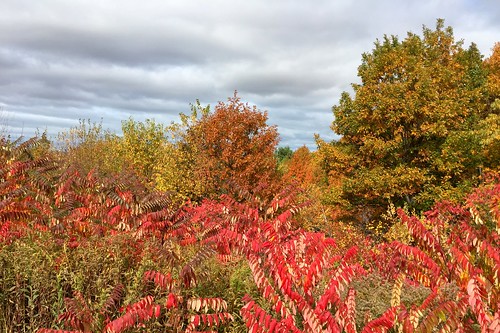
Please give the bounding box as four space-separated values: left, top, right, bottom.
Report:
1 0 499 149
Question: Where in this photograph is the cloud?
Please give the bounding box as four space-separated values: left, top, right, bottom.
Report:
0 0 498 149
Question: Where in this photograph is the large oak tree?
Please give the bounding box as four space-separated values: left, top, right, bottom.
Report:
318 20 497 228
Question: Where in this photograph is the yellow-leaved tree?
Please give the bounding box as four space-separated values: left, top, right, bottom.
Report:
318 20 497 231
154 102 211 201
118 118 167 186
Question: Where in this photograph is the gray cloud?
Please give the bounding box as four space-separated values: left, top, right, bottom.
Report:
0 0 498 149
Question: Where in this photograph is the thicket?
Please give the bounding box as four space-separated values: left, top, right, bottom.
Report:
1 20 499 332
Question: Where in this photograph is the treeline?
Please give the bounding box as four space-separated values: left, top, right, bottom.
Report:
34 20 500 235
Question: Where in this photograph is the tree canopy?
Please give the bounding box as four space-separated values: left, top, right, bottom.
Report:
155 94 280 201
318 19 497 228
188 94 280 199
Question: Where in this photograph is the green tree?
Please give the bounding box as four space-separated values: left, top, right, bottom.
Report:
318 20 492 229
275 146 293 175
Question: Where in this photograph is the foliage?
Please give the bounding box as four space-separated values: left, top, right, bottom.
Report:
180 183 367 332
118 117 168 185
318 19 496 228
189 93 280 200
279 146 329 232
0 136 235 332
0 136 56 243
485 42 500 113
2 131 500 332
39 253 235 333
154 94 280 202
282 146 321 189
367 177 500 332
153 101 211 202
57 119 122 176
275 146 294 175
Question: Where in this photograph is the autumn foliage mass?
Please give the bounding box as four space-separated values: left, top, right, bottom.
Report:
1 20 500 332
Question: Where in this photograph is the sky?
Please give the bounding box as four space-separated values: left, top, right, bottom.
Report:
0 0 499 149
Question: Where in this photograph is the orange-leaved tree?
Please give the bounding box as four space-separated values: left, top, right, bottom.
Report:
156 93 280 201
281 146 333 232
190 93 280 200
485 42 500 114
282 146 321 189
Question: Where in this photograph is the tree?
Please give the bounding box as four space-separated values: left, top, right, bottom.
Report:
159 93 279 201
119 118 167 185
275 146 293 175
191 93 279 199
57 119 122 176
282 146 321 188
281 146 333 232
485 42 500 113
318 20 493 229
154 101 211 201
155 95 279 201
478 43 500 171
